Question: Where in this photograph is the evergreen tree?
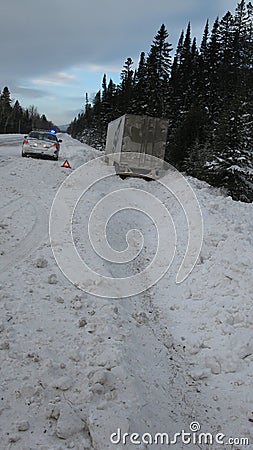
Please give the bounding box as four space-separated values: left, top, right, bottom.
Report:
132 52 148 114
145 24 172 117
105 78 118 120
118 57 135 113
168 30 184 121
102 74 107 102
207 17 220 109
0 87 12 133
84 92 92 127
197 20 210 105
11 100 23 133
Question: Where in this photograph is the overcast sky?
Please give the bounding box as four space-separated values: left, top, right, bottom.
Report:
1 0 238 126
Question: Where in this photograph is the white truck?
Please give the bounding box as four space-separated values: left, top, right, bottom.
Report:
105 114 168 179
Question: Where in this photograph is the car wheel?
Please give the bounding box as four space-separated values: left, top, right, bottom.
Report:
22 152 26 157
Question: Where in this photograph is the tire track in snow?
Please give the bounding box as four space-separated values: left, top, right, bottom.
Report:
0 196 48 275
0 136 23 147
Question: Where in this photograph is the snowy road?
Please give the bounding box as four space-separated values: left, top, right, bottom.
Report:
0 137 57 274
0 134 252 449
0 134 101 274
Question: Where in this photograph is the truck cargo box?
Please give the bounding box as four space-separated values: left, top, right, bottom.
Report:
105 114 168 178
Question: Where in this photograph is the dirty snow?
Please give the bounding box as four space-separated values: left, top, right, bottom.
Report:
0 134 252 449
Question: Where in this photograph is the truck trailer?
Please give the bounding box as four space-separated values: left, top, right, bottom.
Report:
105 114 168 179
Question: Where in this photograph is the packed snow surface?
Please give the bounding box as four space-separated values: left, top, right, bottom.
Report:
0 134 252 449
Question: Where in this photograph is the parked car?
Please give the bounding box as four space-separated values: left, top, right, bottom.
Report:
22 130 62 160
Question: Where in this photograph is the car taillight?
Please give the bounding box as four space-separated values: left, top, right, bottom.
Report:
53 143 57 148
23 140 28 145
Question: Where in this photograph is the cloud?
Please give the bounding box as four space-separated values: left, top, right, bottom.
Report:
32 72 77 87
76 63 122 74
0 0 237 83
12 86 49 98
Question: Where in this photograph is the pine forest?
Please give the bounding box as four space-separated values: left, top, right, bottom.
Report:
68 0 253 202
0 86 57 134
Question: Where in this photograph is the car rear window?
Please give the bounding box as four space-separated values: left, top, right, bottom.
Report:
44 134 57 141
28 132 57 141
29 132 39 139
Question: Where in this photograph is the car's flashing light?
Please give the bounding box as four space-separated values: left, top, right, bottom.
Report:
50 129 56 134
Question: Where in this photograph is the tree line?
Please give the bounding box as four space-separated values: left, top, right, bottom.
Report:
68 0 253 202
0 86 56 134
